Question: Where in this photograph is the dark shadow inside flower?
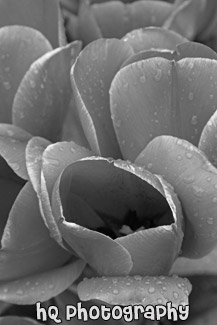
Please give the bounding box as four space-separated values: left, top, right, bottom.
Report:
59 158 174 240
0 158 25 242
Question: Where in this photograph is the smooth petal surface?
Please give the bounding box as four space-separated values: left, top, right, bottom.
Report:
71 38 133 158
116 175 183 276
0 26 52 123
0 317 41 325
0 0 61 48
78 275 192 308
13 42 81 142
122 27 187 53
110 57 217 161
135 136 217 258
0 182 70 281
0 258 85 304
92 1 173 39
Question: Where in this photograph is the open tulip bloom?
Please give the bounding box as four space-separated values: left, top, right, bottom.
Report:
1 0 217 324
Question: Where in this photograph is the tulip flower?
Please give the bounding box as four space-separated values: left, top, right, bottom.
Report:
0 1 217 324
61 0 217 51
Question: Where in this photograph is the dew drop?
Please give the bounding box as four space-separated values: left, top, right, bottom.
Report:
154 69 162 81
212 197 217 203
112 289 119 295
140 75 146 83
183 175 195 184
192 185 204 198
123 82 129 90
112 278 118 284
207 217 214 225
191 115 197 125
173 291 179 299
3 81 11 90
30 80 36 88
186 152 193 159
3 288 8 293
134 275 142 281
210 94 214 100
148 287 155 294
188 92 194 101
48 284 54 290
147 163 153 169
16 289 24 295
176 155 183 161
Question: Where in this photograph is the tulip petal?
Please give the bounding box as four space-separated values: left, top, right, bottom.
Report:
121 41 217 69
199 110 217 168
42 141 92 197
77 0 102 46
116 175 183 276
0 258 85 304
0 26 52 123
52 164 133 276
122 27 187 53
135 135 217 258
13 42 81 142
171 245 217 276
0 0 61 48
0 317 41 325
71 38 133 158
92 1 172 39
78 275 191 308
0 125 32 180
0 182 70 281
51 157 183 276
163 0 206 40
110 57 217 161
37 141 92 245
25 136 51 193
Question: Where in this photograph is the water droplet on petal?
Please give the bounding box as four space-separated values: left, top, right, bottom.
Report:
140 75 146 83
183 175 195 184
48 284 54 290
3 81 11 90
210 94 214 100
134 275 142 281
154 69 162 81
212 197 217 203
176 155 183 161
173 291 179 299
147 163 153 169
186 152 193 159
191 115 197 125
148 287 155 294
192 185 204 198
157 298 163 304
3 288 8 293
188 92 194 101
10 162 20 171
112 289 119 295
207 217 214 224
16 289 24 295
